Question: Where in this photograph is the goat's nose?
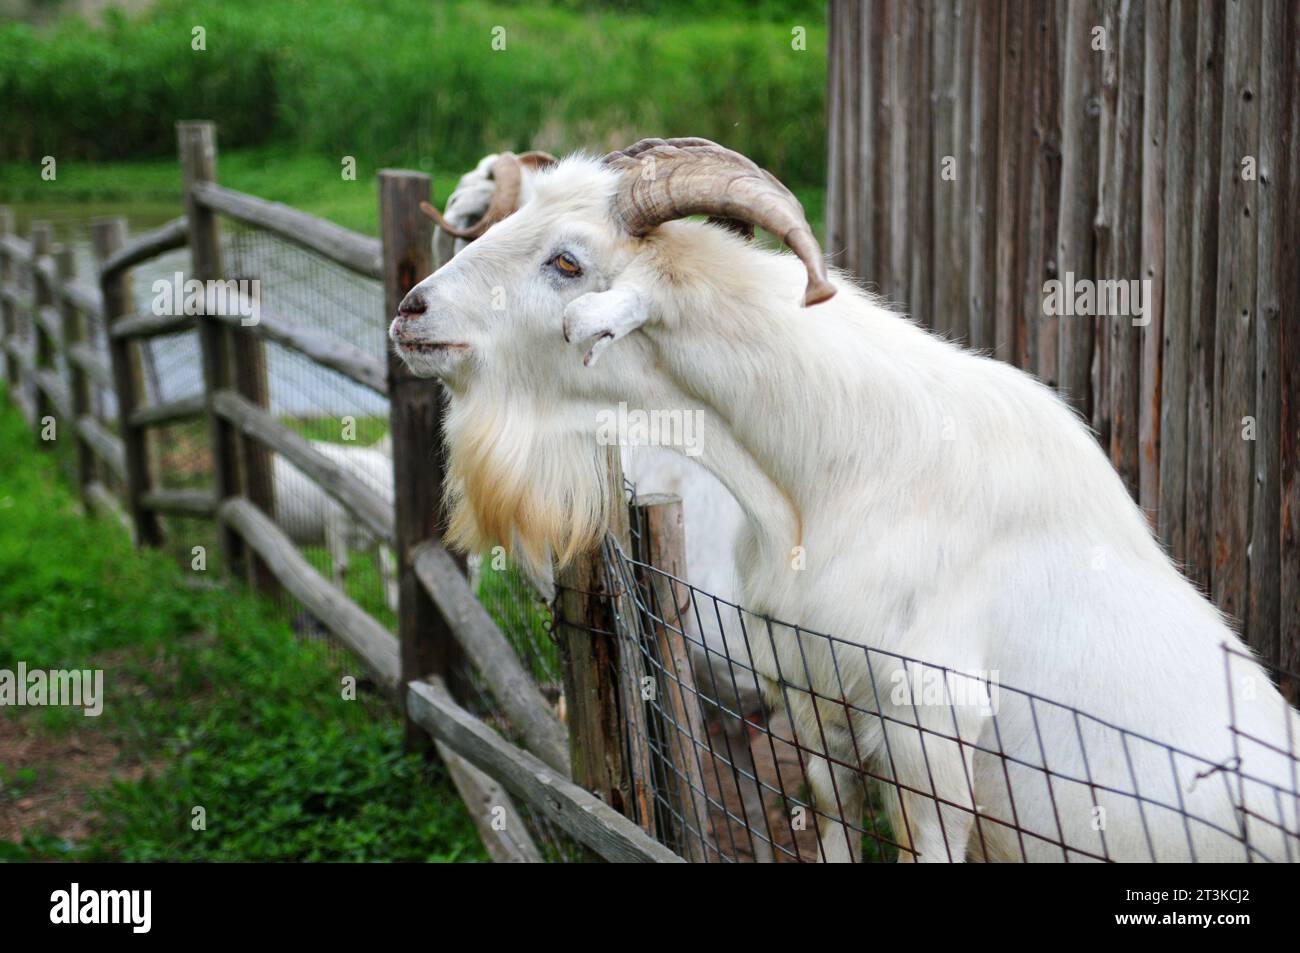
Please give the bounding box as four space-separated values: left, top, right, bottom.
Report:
398 291 427 318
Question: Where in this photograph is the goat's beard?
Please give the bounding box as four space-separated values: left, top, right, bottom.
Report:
442 393 613 574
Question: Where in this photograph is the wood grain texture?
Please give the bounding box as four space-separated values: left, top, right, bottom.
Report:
1278 0 1300 688
1183 0 1226 594
631 494 712 862
824 4 1288 655
179 121 245 576
97 217 188 280
1210 0 1261 635
55 246 95 502
407 677 684 863
1138 0 1168 520
1248 0 1286 667
1159 0 1198 563
93 217 160 547
380 169 463 750
556 447 644 829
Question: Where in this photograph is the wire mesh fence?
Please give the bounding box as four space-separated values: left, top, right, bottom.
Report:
598 534 1300 863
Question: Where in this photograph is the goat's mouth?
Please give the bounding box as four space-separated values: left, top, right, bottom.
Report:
394 338 470 354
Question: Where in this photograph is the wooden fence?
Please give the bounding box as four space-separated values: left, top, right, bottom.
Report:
0 120 682 863
826 0 1298 672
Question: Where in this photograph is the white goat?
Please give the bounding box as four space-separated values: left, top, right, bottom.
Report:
273 439 398 613
392 138 1300 863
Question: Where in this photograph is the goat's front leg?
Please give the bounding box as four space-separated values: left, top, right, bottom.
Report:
886 707 983 863
807 750 865 863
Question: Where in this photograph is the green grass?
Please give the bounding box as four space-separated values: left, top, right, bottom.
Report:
0 394 486 862
1 0 828 191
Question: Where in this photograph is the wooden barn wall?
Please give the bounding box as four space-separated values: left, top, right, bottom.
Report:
826 0 1298 672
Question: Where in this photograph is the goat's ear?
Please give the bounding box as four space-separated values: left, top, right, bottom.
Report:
562 285 650 367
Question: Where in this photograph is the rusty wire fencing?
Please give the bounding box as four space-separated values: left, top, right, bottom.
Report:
600 535 1300 863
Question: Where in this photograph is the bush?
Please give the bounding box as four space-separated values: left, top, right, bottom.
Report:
2 0 828 187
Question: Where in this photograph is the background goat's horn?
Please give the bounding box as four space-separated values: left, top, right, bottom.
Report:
603 137 835 307
419 151 528 240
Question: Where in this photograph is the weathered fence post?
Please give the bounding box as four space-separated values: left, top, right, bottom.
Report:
93 217 161 547
179 120 246 579
379 168 462 749
232 322 278 595
0 208 17 390
555 448 657 836
56 245 95 508
631 493 711 862
29 221 54 439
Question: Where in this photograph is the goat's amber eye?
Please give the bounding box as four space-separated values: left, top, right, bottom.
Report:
552 252 581 276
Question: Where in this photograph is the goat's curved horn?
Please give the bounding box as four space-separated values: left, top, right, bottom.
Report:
603 137 835 306
419 151 526 240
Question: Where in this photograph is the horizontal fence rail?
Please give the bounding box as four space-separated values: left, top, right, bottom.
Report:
191 181 383 279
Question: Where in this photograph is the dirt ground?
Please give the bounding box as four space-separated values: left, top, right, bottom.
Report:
0 713 147 850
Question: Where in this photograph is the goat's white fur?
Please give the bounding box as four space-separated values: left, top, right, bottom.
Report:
395 155 1300 862
273 439 398 613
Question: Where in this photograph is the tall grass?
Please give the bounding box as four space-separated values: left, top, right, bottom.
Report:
3 0 828 187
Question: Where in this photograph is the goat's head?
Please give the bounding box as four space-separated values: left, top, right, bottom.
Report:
389 138 832 565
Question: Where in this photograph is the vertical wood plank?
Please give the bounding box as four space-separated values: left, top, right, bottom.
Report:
887 0 912 307
840 2 862 280
932 0 960 339
557 448 641 824
29 222 54 436
379 168 463 749
856 1 879 288
1093 0 1120 448
993 0 1027 364
826 0 847 269
233 328 278 594
179 120 245 577
1248 0 1285 666
947 0 976 343
1026 0 1063 387
1139 0 1169 520
631 494 711 863
1278 0 1300 689
875 0 899 299
909 0 934 328
56 245 94 506
1159 0 1198 563
1210 0 1261 636
1106 0 1144 501
1056 0 1103 416
0 208 17 389
1183 1 1226 593
93 218 161 548
966 0 1002 352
